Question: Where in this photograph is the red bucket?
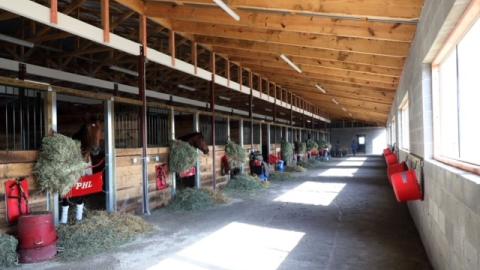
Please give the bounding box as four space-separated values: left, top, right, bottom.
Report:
391 170 422 202
383 148 392 155
19 241 57 264
387 162 408 183
17 212 57 249
385 153 398 165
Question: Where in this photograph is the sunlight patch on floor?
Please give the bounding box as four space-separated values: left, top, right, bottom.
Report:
337 160 366 166
346 157 368 161
147 222 305 270
274 181 346 206
319 168 359 177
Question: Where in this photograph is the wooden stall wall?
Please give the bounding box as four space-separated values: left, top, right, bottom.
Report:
0 151 46 233
115 147 171 213
199 145 228 189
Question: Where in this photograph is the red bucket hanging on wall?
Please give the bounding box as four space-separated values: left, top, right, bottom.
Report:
155 164 169 190
383 148 392 155
391 170 422 202
5 178 30 224
387 162 408 183
385 153 398 165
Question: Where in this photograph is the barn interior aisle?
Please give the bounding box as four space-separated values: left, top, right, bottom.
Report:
18 156 431 270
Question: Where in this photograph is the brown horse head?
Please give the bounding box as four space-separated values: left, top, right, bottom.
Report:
178 132 209 155
73 115 104 157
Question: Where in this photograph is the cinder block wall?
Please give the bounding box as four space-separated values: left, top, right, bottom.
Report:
330 127 386 155
387 0 480 269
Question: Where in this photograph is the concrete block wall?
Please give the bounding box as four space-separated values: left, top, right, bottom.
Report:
330 127 386 155
388 0 480 269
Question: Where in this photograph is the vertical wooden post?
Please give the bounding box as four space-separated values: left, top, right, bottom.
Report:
266 123 271 156
290 93 293 143
226 116 231 141
169 30 175 66
192 42 198 74
226 59 230 87
101 0 110 43
104 99 116 213
139 15 147 56
210 52 216 190
272 84 277 123
258 75 262 99
50 0 58 24
139 46 150 215
249 71 254 149
193 112 201 189
238 65 242 92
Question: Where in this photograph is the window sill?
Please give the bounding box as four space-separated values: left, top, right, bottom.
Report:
430 157 480 183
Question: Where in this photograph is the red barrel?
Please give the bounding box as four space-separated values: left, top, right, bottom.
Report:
17 212 57 249
391 170 422 202
387 162 408 183
19 241 57 264
385 153 398 166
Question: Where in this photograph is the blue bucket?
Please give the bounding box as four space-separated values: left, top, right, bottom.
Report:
276 160 285 172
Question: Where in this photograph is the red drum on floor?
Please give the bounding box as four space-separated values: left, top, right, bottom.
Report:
17 212 57 249
385 153 398 165
391 170 422 202
387 162 408 183
19 241 57 264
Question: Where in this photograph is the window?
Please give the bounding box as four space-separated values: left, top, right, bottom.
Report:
433 14 480 171
391 117 397 147
399 95 410 151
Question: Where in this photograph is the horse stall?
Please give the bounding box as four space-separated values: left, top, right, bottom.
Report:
0 85 45 232
114 103 171 213
198 114 229 189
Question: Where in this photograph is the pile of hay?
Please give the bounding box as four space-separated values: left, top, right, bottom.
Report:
225 140 247 168
298 159 323 169
269 172 293 181
225 174 265 192
57 211 153 260
0 234 18 268
281 140 294 163
34 133 88 196
295 141 307 154
169 188 228 211
169 140 198 173
306 139 318 151
286 165 306 173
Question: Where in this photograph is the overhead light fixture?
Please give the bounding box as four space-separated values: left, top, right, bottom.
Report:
342 107 347 112
213 0 240 21
315 84 327 94
218 95 231 101
109 65 139 77
332 98 339 105
0 33 34 48
349 113 353 117
178 84 196 92
280 54 302 73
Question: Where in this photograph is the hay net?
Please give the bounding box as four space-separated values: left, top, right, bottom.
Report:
281 140 293 163
34 133 88 196
225 140 247 168
169 140 198 173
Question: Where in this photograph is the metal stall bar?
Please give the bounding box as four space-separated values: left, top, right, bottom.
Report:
211 52 217 190
193 112 201 189
44 89 59 225
169 107 176 196
104 99 116 213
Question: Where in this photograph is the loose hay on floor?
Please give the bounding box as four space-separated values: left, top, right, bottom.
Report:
286 165 306 173
0 234 18 268
225 174 265 192
57 211 153 260
298 159 323 169
169 188 228 211
269 172 293 181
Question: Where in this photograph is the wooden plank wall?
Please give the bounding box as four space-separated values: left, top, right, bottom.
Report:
199 145 228 189
0 151 46 233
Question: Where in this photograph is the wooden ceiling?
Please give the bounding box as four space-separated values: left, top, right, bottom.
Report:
127 0 424 124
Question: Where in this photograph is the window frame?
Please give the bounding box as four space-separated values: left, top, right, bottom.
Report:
398 94 410 151
431 0 480 175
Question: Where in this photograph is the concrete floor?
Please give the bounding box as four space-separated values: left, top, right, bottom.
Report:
20 156 432 270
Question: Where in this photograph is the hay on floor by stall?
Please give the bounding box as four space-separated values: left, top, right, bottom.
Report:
169 188 228 211
298 159 323 169
57 211 153 260
286 165 306 173
225 174 265 192
269 172 294 181
0 234 18 268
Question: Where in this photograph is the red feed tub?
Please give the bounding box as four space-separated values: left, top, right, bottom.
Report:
383 148 392 155
385 153 398 166
19 241 57 264
17 212 57 249
391 170 422 202
387 162 408 183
